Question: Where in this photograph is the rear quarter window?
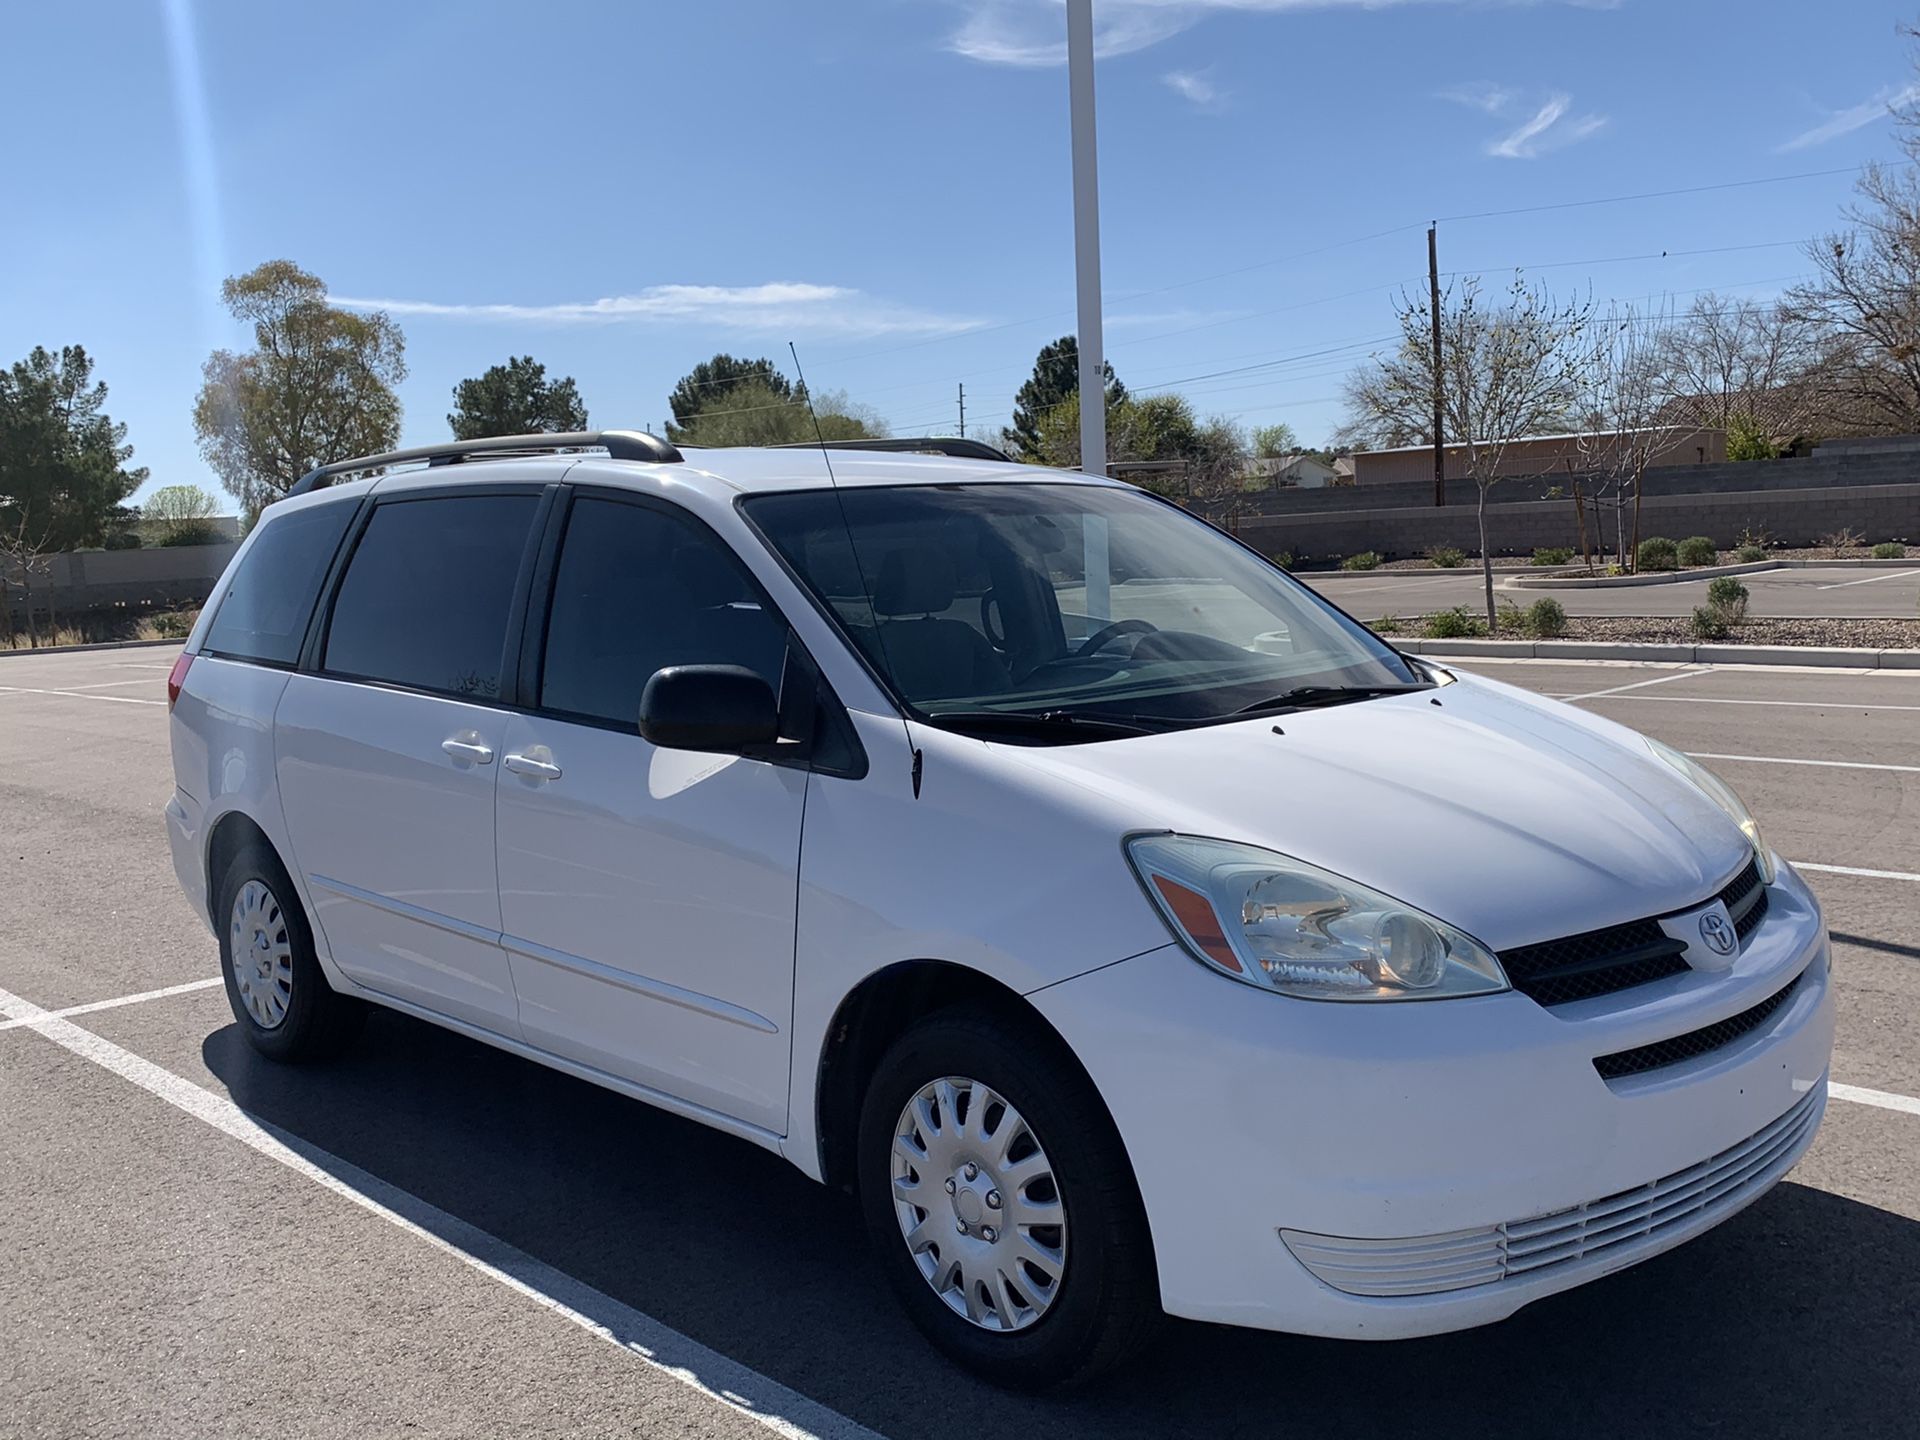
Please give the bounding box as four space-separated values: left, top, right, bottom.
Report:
201 500 357 666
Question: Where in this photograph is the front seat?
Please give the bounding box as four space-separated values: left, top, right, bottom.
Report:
871 547 1008 702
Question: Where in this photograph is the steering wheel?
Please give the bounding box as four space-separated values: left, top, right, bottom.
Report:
1074 617 1158 658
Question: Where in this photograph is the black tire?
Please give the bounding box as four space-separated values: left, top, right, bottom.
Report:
857 1003 1160 1391
214 841 364 1062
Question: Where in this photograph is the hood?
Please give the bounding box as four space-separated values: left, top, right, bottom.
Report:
1006 673 1754 953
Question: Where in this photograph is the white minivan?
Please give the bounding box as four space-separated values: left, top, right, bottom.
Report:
165 430 1833 1389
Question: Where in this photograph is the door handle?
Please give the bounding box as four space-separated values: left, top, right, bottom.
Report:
441 735 495 765
503 750 563 781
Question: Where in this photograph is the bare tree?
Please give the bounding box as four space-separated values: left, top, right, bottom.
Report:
1657 293 1823 447
1785 161 1920 436
1344 274 1594 626
1576 302 1683 571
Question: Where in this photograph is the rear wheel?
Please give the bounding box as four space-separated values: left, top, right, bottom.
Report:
215 842 364 1062
857 1005 1158 1390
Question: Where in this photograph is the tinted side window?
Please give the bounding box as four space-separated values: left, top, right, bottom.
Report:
202 500 355 665
540 497 789 727
324 495 539 699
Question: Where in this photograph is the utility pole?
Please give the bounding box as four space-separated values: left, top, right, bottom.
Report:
957 382 966 437
1066 0 1107 485
1428 224 1446 508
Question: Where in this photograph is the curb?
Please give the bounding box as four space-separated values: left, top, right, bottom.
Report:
1394 637 1920 670
0 637 184 660
1507 560 1780 589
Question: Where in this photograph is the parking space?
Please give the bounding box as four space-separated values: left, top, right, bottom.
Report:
1305 564 1920 620
3 644 1918 1439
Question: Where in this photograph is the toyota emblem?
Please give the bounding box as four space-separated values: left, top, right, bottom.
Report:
1699 911 1737 956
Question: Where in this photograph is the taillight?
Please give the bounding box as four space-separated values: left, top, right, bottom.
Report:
166 652 194 710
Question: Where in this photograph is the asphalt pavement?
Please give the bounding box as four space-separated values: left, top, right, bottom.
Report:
1303 563 1920 621
2 645 1917 1440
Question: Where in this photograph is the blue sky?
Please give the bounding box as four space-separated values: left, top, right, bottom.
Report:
2 0 1914 508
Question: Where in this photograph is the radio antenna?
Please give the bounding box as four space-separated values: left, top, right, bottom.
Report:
788 342 922 798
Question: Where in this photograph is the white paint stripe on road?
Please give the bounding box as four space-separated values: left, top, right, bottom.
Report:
1816 567 1920 590
1564 669 1713 701
1793 861 1920 883
0 685 165 706
1579 694 1920 713
1689 751 1920 775
0 976 223 1033
0 984 886 1440
1830 1083 1920 1117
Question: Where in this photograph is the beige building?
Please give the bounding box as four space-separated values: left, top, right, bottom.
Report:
1351 427 1725 486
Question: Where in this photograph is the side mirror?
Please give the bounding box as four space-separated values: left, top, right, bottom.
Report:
638 665 780 753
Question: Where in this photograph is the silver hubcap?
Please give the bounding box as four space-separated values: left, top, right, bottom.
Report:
228 879 293 1030
890 1075 1067 1332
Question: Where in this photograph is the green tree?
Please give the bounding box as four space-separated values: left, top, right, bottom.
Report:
665 355 793 442
0 345 148 642
1035 391 1247 511
1011 336 1126 461
1250 422 1299 459
449 356 589 439
673 380 886 448
193 261 407 516
141 483 223 544
1724 410 1780 461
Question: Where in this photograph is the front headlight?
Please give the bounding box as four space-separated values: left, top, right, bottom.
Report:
1125 834 1509 1001
1645 739 1777 884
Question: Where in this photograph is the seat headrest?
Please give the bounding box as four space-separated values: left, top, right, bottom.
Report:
873 546 958 617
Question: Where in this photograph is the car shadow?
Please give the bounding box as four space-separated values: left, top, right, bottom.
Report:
204 1009 1920 1440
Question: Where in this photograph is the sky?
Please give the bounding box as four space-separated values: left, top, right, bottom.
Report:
2 0 1915 509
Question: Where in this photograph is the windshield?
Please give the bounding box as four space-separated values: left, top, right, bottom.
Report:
744 481 1418 735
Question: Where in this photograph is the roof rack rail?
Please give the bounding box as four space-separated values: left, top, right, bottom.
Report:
771 436 1013 464
286 429 683 498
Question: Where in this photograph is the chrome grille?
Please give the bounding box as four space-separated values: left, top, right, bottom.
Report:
1282 1081 1823 1298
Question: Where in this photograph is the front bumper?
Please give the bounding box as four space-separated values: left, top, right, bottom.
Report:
1030 861 1834 1338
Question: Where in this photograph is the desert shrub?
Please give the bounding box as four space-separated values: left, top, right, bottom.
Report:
1270 550 1295 570
1428 547 1466 568
161 520 225 546
1873 541 1907 559
1526 598 1568 638
1423 606 1486 640
1705 576 1750 624
1819 527 1863 558
103 531 142 550
1637 536 1679 571
149 611 198 639
1690 605 1731 641
1531 546 1573 567
1496 600 1528 634
1341 551 1381 571
1371 614 1402 635
1735 544 1766 563
1677 536 1717 567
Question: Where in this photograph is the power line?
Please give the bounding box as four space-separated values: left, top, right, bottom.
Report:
1432 165 1861 224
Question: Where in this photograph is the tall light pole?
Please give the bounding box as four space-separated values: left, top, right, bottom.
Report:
1066 0 1106 484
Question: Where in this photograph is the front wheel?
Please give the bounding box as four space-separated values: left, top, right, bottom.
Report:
857 1006 1159 1390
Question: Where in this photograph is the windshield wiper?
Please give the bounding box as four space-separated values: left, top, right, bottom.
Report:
1230 682 1435 718
923 709 1161 741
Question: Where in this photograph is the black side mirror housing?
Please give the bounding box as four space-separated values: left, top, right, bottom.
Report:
638 665 781 753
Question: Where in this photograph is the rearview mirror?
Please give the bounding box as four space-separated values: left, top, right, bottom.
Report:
638 666 780 753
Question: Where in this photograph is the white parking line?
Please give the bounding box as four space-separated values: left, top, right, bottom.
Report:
1829 1083 1920 1117
1564 669 1712 701
1816 567 1920 590
0 685 166 706
0 982 885 1440
1689 751 1920 776
1579 695 1920 713
0 976 223 1033
1793 862 1920 883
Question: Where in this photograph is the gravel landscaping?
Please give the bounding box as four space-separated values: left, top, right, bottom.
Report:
1369 614 1920 649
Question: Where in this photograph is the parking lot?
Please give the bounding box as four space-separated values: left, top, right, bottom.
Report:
1305 563 1920 621
3 643 1918 1440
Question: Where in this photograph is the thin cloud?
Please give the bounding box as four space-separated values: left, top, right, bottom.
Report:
327 282 983 339
1441 85 1607 159
1162 68 1227 111
1777 83 1920 153
946 1 1608 68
